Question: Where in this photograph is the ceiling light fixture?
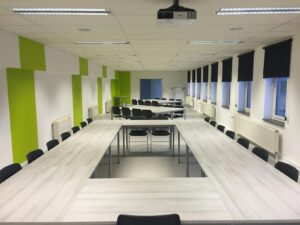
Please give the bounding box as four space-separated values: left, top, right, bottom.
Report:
10 8 111 16
74 41 130 45
189 40 242 45
216 7 300 15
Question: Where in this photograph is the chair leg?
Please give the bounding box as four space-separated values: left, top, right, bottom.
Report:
128 134 131 152
147 132 149 152
150 130 152 152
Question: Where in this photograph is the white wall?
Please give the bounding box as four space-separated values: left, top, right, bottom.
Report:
131 71 186 100
82 76 98 119
88 61 101 77
35 72 73 150
0 30 20 69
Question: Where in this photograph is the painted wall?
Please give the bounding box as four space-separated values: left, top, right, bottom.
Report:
82 76 98 119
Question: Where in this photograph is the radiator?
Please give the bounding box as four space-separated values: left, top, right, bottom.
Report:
88 105 99 120
234 116 280 155
200 102 216 119
52 116 72 142
185 96 193 106
105 100 111 113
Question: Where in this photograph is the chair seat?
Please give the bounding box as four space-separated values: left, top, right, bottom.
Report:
130 130 148 136
152 130 170 136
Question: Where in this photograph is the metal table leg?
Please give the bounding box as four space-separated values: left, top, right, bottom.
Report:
108 146 111 178
186 145 189 177
117 131 120 164
178 130 181 163
122 127 125 157
172 126 175 157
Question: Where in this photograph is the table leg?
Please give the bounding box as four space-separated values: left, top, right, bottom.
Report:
186 145 189 177
108 146 111 178
117 131 120 164
178 131 181 164
122 127 125 157
184 110 186 120
172 126 175 156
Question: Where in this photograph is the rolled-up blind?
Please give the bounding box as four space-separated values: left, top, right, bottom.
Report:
222 58 232 82
197 68 201 83
263 39 292 78
238 51 254 81
203 66 209 82
211 62 218 82
187 71 190 83
192 70 196 82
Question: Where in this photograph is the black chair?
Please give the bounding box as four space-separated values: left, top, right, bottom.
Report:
112 106 122 119
225 130 235 140
252 147 269 162
132 108 143 119
72 126 80 134
237 138 250 149
87 118 93 124
121 107 131 120
138 99 144 105
152 101 160 106
275 161 299 182
46 139 59 151
141 110 153 119
145 100 152 106
27 149 44 164
132 99 138 105
210 121 217 127
117 214 181 225
151 116 171 151
0 163 22 183
204 117 210 123
169 98 175 101
61 132 71 141
129 128 149 152
217 125 225 132
161 98 167 100
80 121 87 128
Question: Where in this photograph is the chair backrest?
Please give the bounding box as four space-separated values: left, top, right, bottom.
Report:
169 98 175 101
217 125 225 132
210 121 217 127
138 99 144 105
80 121 87 128
152 101 160 106
252 147 269 162
225 130 235 140
176 99 182 101
112 106 121 115
27 149 44 164
145 100 152 106
132 99 138 105
275 161 299 182
132 108 142 117
72 126 80 134
161 98 167 100
46 139 59 151
87 118 93 124
61 132 71 141
117 214 181 225
0 163 22 183
122 107 131 117
237 138 250 149
204 117 210 123
142 110 153 119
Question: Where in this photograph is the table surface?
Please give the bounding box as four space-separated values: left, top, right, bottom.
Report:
128 105 185 114
144 99 181 103
0 119 300 223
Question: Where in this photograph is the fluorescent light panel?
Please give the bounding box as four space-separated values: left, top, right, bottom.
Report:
11 8 111 15
216 7 300 15
75 41 130 45
189 40 242 45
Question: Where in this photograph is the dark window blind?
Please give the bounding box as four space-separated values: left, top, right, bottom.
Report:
192 70 196 82
187 71 190 83
238 51 254 81
211 62 218 82
203 66 209 82
197 68 201 83
222 58 233 82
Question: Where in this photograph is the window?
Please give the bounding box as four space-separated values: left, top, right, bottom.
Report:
197 82 201 99
222 82 231 108
238 81 252 114
210 82 217 104
203 82 208 101
187 83 190 96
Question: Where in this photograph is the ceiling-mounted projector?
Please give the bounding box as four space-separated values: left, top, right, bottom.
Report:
157 0 197 25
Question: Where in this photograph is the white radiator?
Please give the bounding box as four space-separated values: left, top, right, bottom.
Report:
185 96 193 106
234 116 280 155
105 100 111 113
88 105 99 120
200 102 216 119
52 116 72 142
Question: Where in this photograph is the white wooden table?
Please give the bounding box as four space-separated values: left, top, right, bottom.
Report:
128 105 186 119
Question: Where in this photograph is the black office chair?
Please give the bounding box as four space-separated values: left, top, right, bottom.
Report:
27 149 44 164
210 121 217 127
141 110 153 119
87 118 93 124
217 125 225 132
0 163 22 183
132 99 138 105
72 126 80 134
152 101 160 106
161 98 167 100
61 132 71 141
128 127 149 152
138 99 144 105
117 214 181 225
132 108 143 119
237 138 250 149
169 98 175 101
252 147 269 162
204 117 210 123
121 107 131 120
225 130 235 140
151 116 171 151
80 121 87 128
145 100 152 106
275 161 299 182
112 106 122 119
46 139 59 151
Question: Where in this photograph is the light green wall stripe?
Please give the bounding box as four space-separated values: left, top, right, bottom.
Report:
79 58 88 76
72 75 83 126
102 66 107 78
115 71 131 104
19 36 46 71
97 78 103 114
111 79 120 106
6 68 38 163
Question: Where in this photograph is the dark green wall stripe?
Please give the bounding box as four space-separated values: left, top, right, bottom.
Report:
19 36 46 71
72 75 83 126
97 78 103 114
6 68 39 163
79 58 88 76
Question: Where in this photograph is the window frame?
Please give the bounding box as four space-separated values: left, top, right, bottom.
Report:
245 81 251 113
222 82 231 108
272 78 287 121
210 82 217 105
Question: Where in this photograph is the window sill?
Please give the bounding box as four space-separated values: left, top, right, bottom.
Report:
238 111 250 116
263 118 285 128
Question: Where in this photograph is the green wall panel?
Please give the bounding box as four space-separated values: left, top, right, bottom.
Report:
111 79 120 106
115 71 131 104
97 78 103 114
102 66 107 78
79 57 88 76
6 68 39 163
72 75 83 126
19 36 46 71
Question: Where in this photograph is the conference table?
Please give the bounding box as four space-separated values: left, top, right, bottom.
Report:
0 119 300 224
127 105 186 119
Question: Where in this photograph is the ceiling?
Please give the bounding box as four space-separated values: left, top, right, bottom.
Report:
0 0 300 71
